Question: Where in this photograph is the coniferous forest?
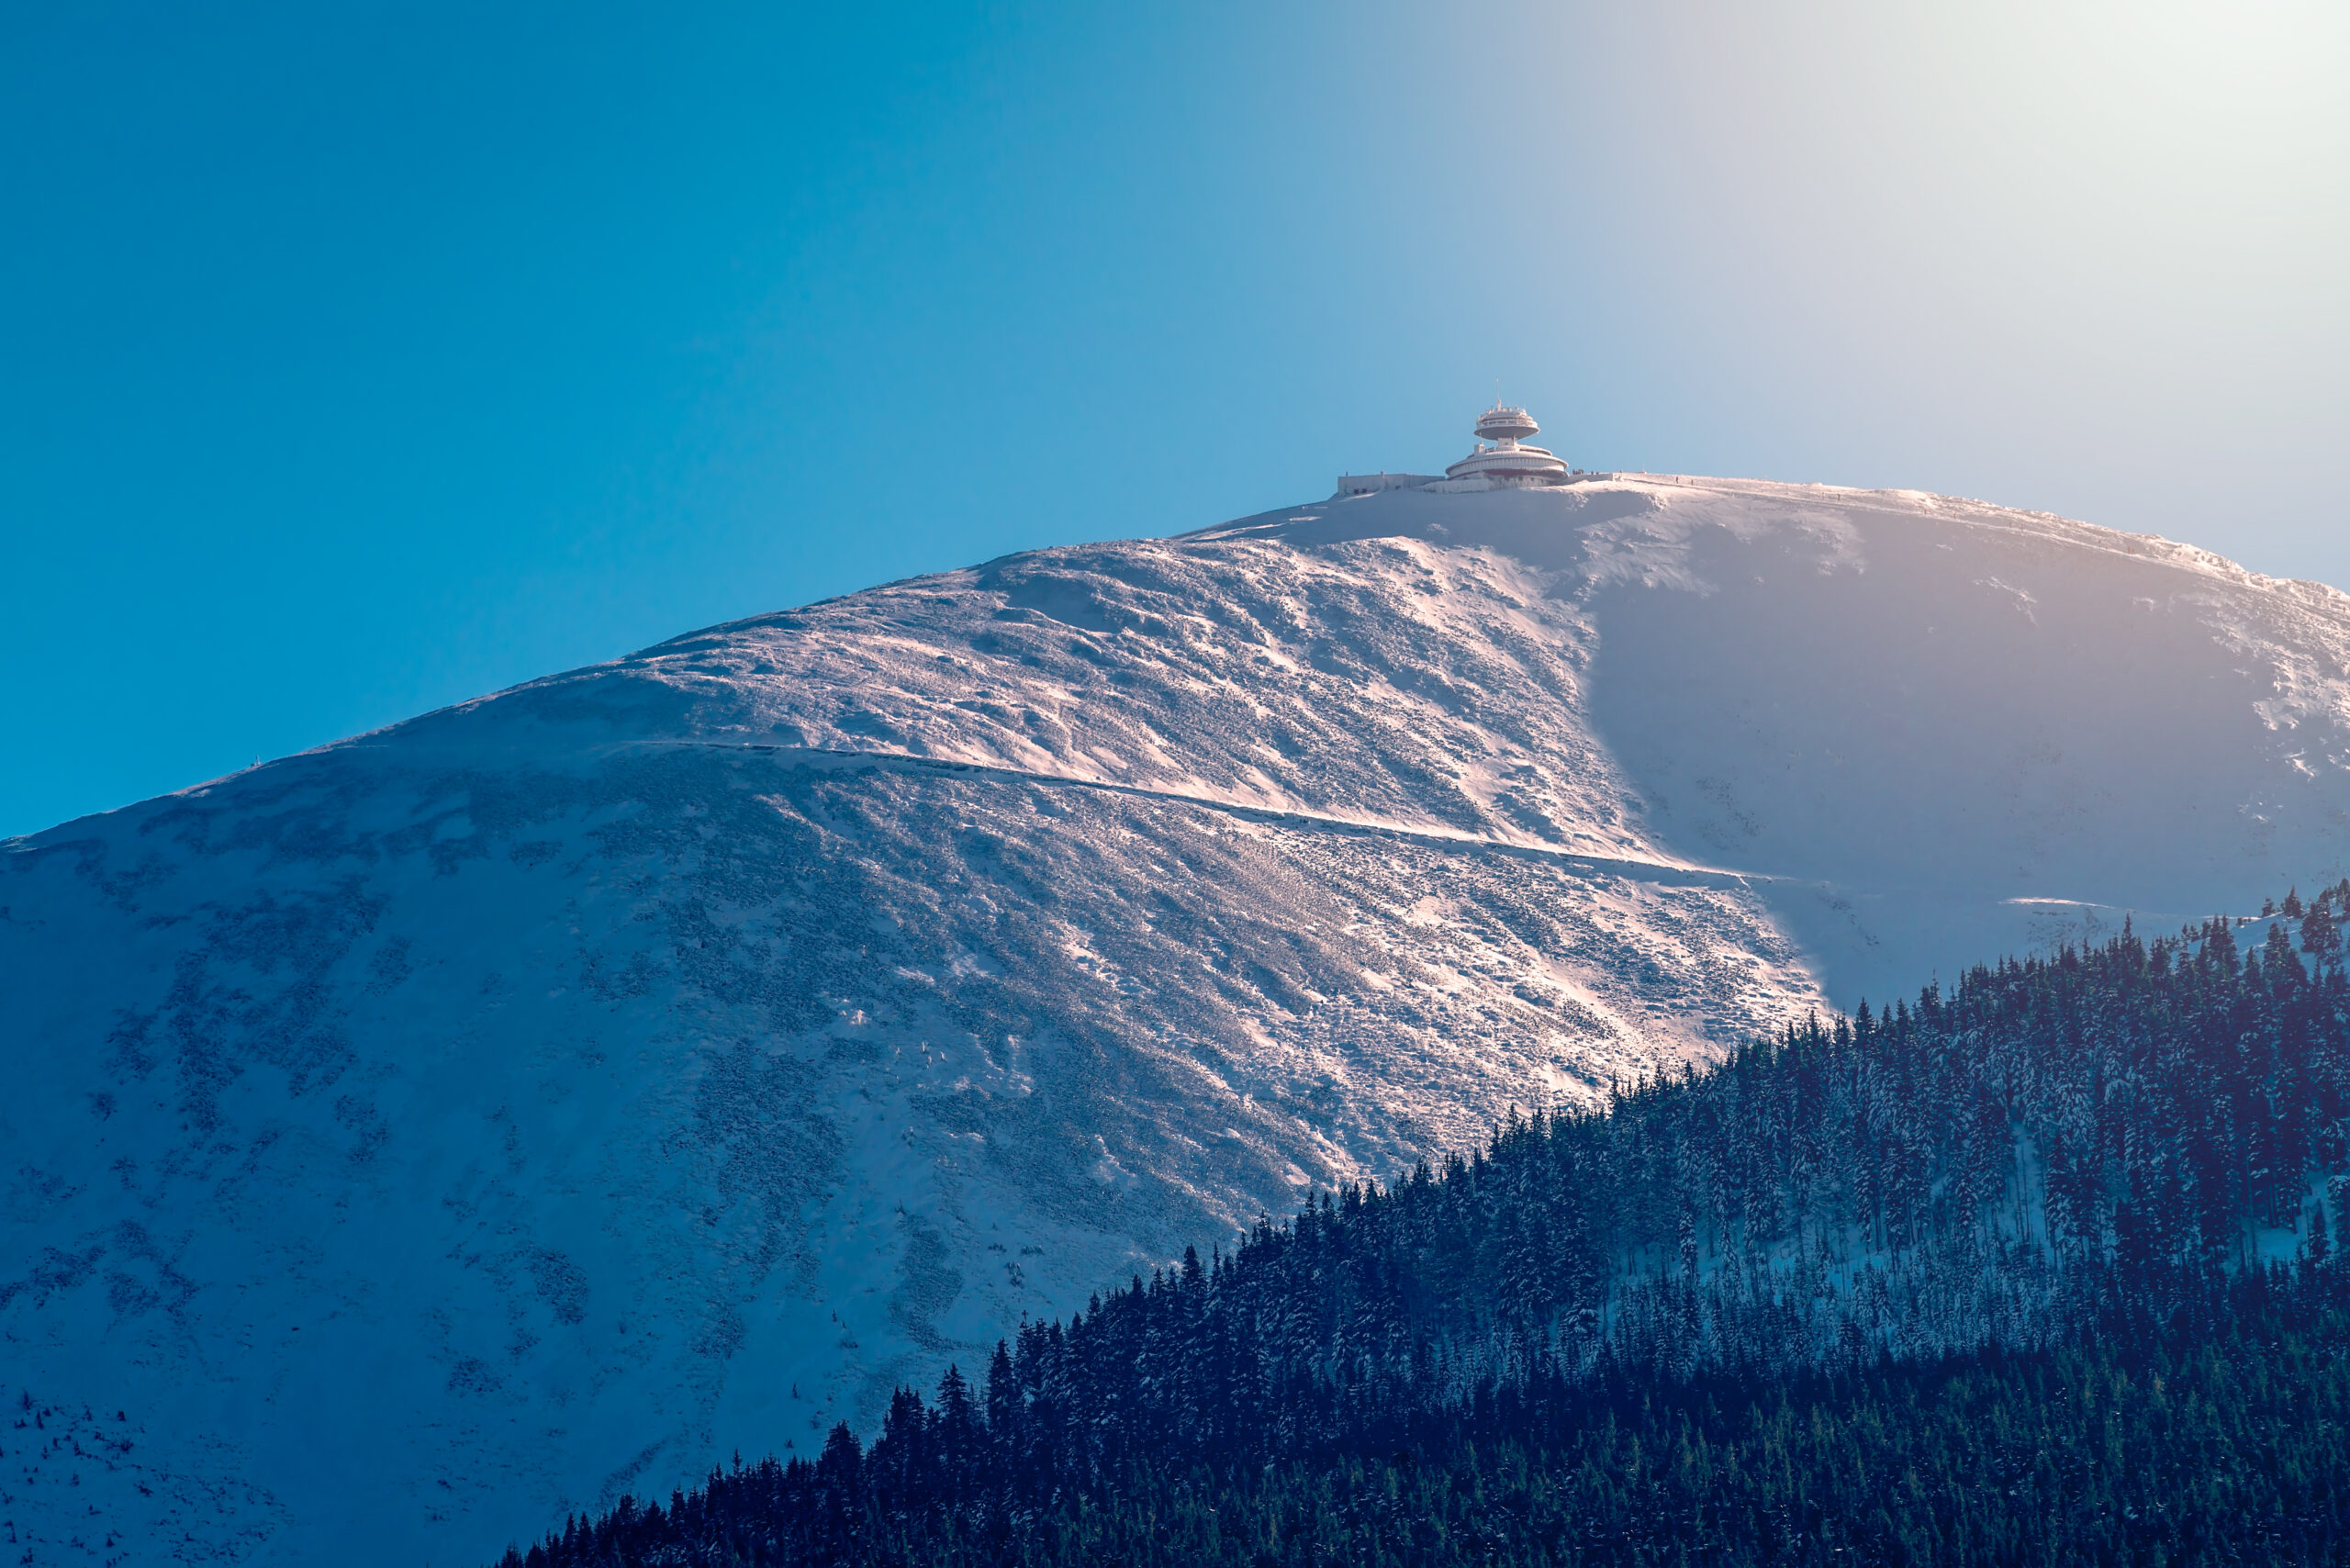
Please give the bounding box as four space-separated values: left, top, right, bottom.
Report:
498 890 2350 1566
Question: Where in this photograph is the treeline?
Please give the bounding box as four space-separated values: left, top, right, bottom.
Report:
509 1283 2350 1566
497 889 2350 1565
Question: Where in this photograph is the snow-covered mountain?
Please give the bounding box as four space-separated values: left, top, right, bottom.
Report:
8 476 2350 1565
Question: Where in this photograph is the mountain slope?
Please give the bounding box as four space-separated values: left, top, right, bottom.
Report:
500 900 2350 1568
6 476 2350 1565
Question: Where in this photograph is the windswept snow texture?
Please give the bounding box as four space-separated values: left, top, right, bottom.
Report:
9 476 2350 1563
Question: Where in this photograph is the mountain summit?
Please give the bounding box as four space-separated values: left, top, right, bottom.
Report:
8 475 2350 1564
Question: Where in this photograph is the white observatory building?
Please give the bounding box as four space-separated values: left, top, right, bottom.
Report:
1441 403 1570 487
1335 401 1575 497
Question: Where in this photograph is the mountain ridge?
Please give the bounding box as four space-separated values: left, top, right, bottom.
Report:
8 474 2350 1564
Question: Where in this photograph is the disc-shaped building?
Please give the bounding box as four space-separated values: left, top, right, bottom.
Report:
1335 401 1575 497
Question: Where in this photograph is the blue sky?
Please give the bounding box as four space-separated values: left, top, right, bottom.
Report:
5 0 2344 837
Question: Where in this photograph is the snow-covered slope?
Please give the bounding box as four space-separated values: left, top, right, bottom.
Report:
7 476 2350 1565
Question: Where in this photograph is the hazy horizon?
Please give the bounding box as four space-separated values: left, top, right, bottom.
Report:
5 0 2345 836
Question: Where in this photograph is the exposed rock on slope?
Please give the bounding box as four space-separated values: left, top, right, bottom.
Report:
7 476 2350 1565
